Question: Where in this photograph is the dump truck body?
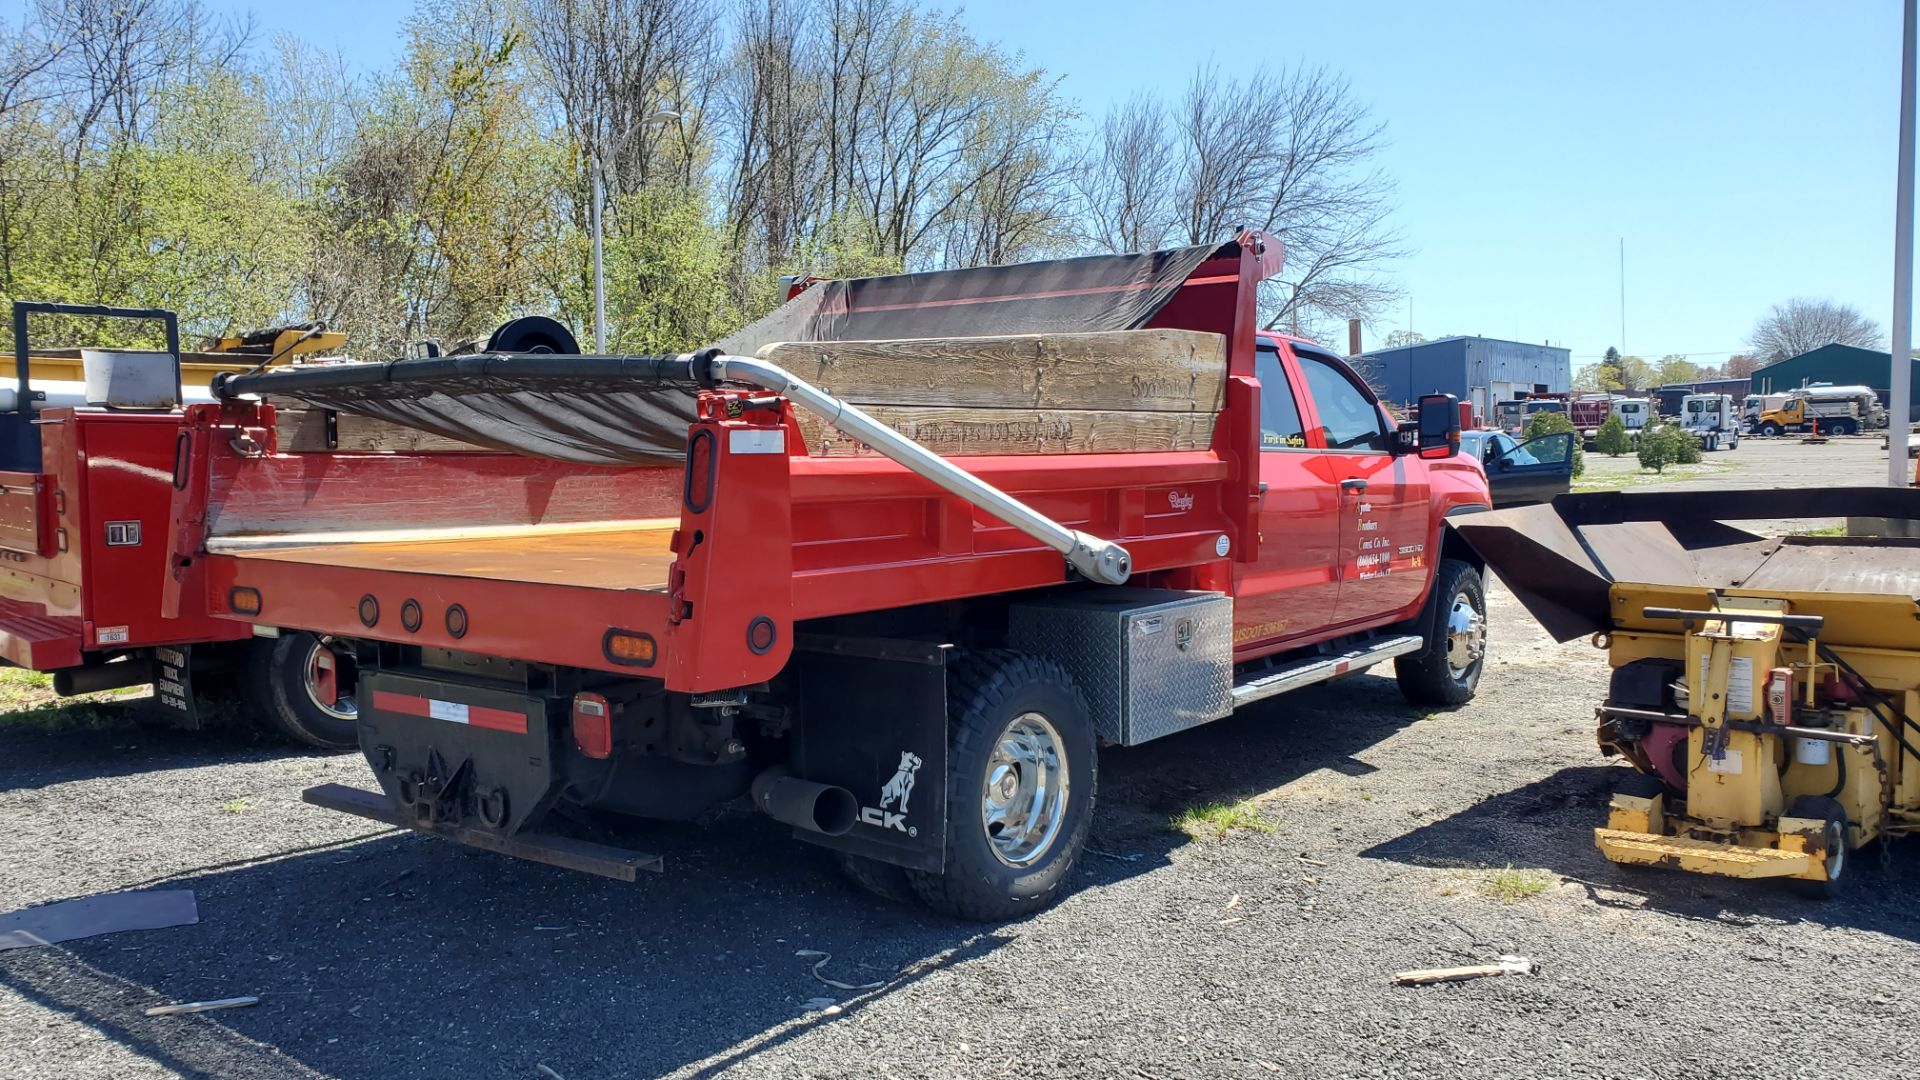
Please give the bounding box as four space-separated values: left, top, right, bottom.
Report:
181 236 1493 918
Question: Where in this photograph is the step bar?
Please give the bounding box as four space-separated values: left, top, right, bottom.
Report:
1231 634 1424 707
304 783 663 881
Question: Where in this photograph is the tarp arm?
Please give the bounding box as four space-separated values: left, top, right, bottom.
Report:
708 353 1133 586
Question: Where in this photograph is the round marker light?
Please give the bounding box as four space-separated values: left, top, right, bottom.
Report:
400 599 422 633
358 594 380 628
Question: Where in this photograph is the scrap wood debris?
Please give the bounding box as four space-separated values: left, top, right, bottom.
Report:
796 949 885 991
144 996 259 1017
1393 955 1538 986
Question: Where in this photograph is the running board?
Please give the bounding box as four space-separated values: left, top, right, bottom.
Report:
1231 634 1424 707
303 783 663 881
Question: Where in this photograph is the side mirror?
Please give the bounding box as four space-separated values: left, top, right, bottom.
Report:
1414 393 1460 459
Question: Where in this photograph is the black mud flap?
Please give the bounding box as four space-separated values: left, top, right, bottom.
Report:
150 645 196 725
147 643 244 730
358 671 562 837
791 636 949 873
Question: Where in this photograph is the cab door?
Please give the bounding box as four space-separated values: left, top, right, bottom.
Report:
1292 348 1432 626
1231 342 1341 655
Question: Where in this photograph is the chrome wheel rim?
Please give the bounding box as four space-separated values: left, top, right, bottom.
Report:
1444 594 1487 680
303 637 357 722
982 712 1069 867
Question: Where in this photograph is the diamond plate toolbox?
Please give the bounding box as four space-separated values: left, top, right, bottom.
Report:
1009 588 1232 746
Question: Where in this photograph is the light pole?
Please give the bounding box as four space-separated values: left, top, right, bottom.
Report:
591 109 683 353
1891 0 1915 485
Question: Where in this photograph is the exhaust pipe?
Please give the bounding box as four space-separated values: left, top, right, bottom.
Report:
54 658 156 697
751 766 857 836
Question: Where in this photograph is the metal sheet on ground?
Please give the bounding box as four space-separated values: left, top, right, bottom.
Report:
0 889 198 950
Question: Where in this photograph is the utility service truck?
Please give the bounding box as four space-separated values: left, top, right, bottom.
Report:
0 302 362 747
176 236 1494 920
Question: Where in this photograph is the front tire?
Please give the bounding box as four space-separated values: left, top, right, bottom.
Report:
1759 421 1783 437
244 632 359 751
908 651 1096 921
1395 558 1488 707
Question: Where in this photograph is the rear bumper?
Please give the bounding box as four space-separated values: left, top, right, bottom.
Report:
1593 826 1815 879
305 783 661 880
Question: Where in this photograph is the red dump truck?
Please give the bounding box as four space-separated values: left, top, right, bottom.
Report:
175 235 1493 919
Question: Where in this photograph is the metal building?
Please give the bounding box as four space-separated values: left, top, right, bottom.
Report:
1356 336 1572 421
1749 344 1920 421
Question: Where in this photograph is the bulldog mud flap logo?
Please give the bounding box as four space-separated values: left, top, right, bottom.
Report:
861 750 922 836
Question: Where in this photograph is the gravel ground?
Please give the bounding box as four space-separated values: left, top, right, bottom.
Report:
2 439 1917 1080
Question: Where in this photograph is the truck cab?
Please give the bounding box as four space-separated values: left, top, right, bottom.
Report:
1678 393 1740 451
1242 333 1488 655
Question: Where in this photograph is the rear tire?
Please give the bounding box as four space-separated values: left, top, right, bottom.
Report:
1786 796 1849 899
907 650 1096 921
244 632 359 751
1395 558 1488 707
1829 419 1857 437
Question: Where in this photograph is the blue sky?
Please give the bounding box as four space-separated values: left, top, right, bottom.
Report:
11 0 1910 363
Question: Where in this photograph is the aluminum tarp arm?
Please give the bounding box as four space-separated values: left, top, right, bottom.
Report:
707 353 1132 585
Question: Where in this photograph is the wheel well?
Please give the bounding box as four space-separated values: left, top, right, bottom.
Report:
1440 519 1486 573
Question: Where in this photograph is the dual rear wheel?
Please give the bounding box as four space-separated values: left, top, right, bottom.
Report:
839 650 1096 921
243 631 360 751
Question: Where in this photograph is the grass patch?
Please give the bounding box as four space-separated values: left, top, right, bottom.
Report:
219 795 256 813
1172 798 1276 839
0 666 149 733
1793 523 1848 537
1479 866 1555 904
1572 460 1742 493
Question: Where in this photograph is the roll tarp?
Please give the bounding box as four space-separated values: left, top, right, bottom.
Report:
260 242 1227 466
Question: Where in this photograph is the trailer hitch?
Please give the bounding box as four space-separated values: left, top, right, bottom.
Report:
706 353 1134 586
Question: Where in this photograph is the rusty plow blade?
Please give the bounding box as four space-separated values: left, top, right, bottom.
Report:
1447 488 1920 642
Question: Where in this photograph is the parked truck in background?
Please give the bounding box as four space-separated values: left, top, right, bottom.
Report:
1676 393 1740 451
174 235 1494 920
1753 385 1887 436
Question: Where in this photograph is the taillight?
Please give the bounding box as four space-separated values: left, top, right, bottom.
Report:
572 692 612 759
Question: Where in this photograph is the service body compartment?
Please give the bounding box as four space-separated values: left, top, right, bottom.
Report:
1010 588 1232 746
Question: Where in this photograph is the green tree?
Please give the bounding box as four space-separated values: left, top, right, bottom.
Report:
1656 354 1699 386
1594 413 1630 457
1635 424 1699 472
1523 409 1585 477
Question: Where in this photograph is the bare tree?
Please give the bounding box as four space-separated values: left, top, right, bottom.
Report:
1078 64 1404 337
1073 94 1174 253
1749 298 1885 362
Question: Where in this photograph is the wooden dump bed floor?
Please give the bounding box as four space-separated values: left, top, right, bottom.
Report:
214 523 677 592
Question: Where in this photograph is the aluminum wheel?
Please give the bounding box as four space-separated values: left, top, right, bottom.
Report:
1444 594 1487 680
981 711 1070 867
303 637 357 722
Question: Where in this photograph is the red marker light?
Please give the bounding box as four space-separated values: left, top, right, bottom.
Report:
572 692 612 759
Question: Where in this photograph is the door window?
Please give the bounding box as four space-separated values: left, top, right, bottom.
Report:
1297 353 1390 452
1255 346 1308 450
